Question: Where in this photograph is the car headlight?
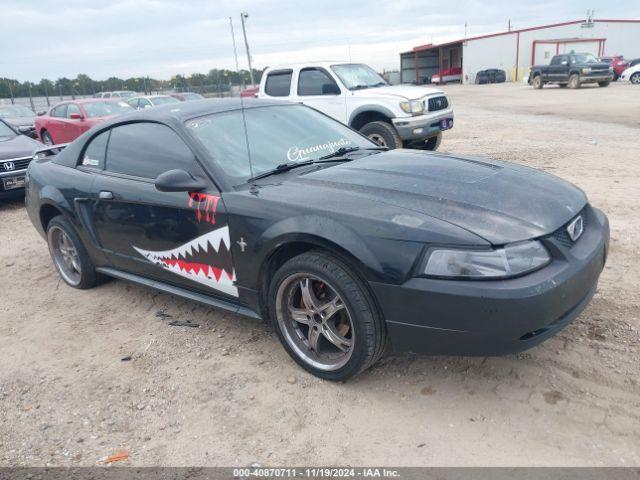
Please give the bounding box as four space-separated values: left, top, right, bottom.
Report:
581 67 592 74
423 240 551 279
399 99 424 114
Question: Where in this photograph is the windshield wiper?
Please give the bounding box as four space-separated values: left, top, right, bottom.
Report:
248 159 314 182
318 146 387 160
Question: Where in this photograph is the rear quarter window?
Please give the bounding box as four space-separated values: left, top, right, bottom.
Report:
265 70 293 97
80 130 110 169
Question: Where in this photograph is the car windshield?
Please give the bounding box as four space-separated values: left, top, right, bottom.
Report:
0 105 35 118
331 63 387 90
83 101 134 118
183 93 204 101
152 96 180 105
186 104 375 183
0 121 17 138
570 53 598 64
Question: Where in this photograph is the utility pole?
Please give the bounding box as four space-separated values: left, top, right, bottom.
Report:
229 16 242 90
240 12 255 87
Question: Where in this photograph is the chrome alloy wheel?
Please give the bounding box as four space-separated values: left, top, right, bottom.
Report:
48 225 82 286
367 133 387 147
276 273 354 371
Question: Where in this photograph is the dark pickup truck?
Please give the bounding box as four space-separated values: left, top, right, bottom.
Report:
530 53 613 89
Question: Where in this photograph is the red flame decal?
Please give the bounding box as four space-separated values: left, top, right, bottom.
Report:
188 192 220 224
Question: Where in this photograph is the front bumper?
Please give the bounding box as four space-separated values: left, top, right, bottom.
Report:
370 205 609 356
392 109 454 141
580 74 613 83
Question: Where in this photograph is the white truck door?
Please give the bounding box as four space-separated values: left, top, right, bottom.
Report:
292 67 348 124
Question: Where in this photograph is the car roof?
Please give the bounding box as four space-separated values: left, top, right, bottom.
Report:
99 98 289 124
265 60 352 70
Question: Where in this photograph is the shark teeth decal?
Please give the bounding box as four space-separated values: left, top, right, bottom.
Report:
133 226 238 297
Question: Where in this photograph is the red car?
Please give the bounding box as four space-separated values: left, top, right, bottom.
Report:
598 55 629 80
35 99 133 145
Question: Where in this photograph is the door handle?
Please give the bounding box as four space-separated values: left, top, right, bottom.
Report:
99 191 114 200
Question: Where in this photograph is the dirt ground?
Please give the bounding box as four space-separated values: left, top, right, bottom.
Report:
0 82 639 467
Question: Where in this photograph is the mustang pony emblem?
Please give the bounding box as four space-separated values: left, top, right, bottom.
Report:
133 226 238 297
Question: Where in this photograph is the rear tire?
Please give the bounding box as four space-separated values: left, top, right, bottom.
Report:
559 83 568 88
598 81 610 87
268 250 386 381
359 121 402 150
568 74 581 89
630 72 640 85
532 75 543 89
46 216 99 289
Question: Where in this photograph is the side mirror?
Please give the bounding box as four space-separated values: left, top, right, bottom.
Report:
69 112 83 120
155 169 207 192
322 83 341 95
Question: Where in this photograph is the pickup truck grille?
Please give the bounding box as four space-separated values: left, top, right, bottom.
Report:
1 156 32 172
427 96 448 112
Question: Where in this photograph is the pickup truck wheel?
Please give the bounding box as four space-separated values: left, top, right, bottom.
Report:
424 132 442 151
269 250 386 381
598 81 610 87
359 121 402 149
630 73 640 85
532 75 543 89
46 216 99 289
568 74 581 89
559 83 568 88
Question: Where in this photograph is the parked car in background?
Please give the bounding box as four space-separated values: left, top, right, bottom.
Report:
597 55 629 80
0 104 38 138
0 119 43 198
171 92 205 102
475 69 506 84
240 86 259 98
25 99 609 380
430 67 462 84
35 99 134 145
126 95 180 110
530 53 613 89
258 62 453 150
620 63 640 84
94 91 137 99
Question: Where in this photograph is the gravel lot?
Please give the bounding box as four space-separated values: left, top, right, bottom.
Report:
1 82 639 467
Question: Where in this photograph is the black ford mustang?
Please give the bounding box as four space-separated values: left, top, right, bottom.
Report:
25 99 609 380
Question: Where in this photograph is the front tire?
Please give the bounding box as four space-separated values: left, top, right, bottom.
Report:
47 216 99 289
630 72 640 85
598 80 610 87
568 74 581 89
41 130 54 145
359 121 402 149
269 251 386 381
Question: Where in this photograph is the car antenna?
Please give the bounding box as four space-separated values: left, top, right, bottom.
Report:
229 15 254 179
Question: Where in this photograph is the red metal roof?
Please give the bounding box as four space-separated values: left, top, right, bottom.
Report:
403 19 640 54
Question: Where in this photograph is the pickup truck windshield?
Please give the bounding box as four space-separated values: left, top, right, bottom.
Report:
570 53 598 64
186 104 374 183
331 64 387 90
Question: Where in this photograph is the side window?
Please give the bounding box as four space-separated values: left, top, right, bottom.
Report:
550 56 559 66
298 68 340 96
67 103 81 118
81 130 110 168
264 70 292 97
105 123 197 179
104 92 111 98
52 104 67 118
127 98 139 109
141 99 152 109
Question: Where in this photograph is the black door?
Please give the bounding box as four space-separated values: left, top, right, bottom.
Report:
90 122 239 300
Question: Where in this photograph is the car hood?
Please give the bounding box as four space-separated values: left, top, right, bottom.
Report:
0 134 41 160
2 116 35 127
351 85 445 100
292 150 586 245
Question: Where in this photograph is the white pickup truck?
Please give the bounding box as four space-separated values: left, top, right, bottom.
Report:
257 62 453 150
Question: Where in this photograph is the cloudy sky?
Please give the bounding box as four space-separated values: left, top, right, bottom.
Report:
1 0 637 82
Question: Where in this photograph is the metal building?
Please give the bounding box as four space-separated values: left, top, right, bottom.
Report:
400 18 640 84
